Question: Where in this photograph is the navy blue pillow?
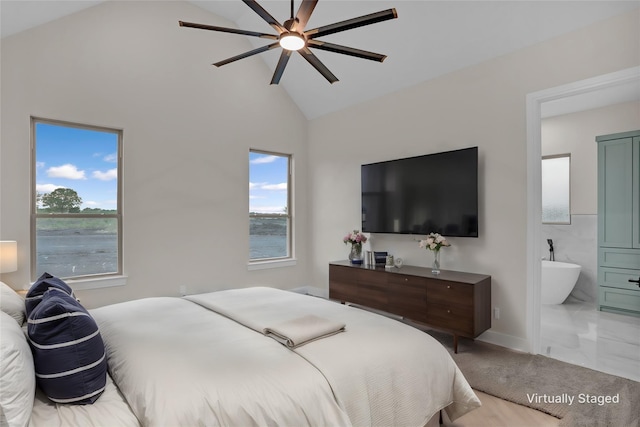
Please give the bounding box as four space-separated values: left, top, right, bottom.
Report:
27 290 107 405
25 273 75 317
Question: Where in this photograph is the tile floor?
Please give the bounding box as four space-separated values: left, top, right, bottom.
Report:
540 296 640 382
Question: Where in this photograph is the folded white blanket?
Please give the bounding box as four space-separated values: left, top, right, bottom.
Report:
265 315 346 348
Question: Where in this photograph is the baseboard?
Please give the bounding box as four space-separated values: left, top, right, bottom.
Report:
477 329 531 353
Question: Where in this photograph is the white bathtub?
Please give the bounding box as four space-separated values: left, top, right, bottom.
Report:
541 260 581 305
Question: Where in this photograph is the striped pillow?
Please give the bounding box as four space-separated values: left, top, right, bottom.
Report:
27 289 107 404
25 272 75 317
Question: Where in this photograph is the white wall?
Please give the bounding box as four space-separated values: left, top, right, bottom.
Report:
0 1 309 307
541 101 640 303
542 101 640 215
307 10 640 345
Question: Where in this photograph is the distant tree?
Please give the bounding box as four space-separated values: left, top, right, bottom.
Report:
41 188 82 213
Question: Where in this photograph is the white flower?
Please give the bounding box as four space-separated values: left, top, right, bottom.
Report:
419 232 451 251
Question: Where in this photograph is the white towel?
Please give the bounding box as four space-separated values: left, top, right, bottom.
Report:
264 315 346 348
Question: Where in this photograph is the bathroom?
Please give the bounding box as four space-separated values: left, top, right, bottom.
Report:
539 100 640 381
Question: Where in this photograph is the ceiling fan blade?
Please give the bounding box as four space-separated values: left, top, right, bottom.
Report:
242 0 287 34
298 47 338 84
271 50 293 85
213 42 280 67
292 0 318 32
305 8 397 39
307 40 386 62
179 21 278 40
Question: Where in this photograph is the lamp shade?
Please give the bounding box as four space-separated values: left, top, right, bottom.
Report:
0 241 18 273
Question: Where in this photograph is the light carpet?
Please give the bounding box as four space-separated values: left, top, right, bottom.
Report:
425 329 640 427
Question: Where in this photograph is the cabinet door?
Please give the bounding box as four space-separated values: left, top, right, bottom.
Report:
598 138 633 248
388 275 428 323
329 265 359 302
356 269 388 311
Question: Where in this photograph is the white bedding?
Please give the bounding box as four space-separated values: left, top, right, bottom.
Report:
187 287 481 426
29 374 140 427
91 296 351 426
74 287 482 427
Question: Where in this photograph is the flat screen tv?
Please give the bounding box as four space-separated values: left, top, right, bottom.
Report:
361 147 478 237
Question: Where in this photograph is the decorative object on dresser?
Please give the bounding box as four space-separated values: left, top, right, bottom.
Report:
596 130 640 317
342 230 367 264
329 261 491 353
418 233 451 275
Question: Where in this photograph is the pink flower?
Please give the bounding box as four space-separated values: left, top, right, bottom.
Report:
343 230 367 245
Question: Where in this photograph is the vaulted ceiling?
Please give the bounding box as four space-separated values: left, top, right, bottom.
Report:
1 1 638 118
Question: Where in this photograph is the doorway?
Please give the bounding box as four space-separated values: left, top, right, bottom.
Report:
525 66 640 355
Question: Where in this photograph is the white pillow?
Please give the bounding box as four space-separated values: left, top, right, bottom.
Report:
0 311 35 427
0 281 25 326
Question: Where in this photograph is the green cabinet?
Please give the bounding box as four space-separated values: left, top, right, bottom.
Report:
597 130 640 316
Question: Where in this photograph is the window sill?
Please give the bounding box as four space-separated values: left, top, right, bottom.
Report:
66 275 128 291
247 259 297 271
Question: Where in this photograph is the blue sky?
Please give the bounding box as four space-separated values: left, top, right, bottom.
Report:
249 152 288 214
35 122 119 210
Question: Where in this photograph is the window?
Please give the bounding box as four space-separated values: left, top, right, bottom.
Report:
31 118 122 280
249 150 292 262
541 154 570 224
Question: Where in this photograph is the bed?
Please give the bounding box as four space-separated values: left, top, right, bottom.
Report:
1 281 481 427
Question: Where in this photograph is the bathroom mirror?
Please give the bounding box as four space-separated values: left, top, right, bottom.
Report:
541 154 571 224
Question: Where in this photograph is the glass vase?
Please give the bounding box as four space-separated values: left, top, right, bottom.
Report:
349 244 363 264
431 250 441 275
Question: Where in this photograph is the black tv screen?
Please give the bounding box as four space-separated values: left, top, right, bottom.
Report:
361 147 478 237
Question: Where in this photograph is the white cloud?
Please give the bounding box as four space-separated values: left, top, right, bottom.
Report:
103 153 118 163
250 155 278 165
93 168 117 181
261 182 287 191
36 183 64 193
250 181 286 191
47 164 86 180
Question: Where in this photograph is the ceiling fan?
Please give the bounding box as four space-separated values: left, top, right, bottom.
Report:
179 0 398 85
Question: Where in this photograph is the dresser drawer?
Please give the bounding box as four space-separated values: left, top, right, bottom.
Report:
426 281 473 308
599 267 640 291
599 248 640 269
599 287 640 314
425 303 474 336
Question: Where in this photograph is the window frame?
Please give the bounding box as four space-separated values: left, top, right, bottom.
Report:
30 117 123 281
248 149 293 265
541 153 571 225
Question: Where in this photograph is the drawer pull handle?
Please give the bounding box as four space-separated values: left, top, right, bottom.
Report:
447 310 451 314
629 277 640 288
404 278 408 282
447 285 451 289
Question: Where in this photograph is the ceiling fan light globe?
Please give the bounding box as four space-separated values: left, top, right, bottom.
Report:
279 33 305 51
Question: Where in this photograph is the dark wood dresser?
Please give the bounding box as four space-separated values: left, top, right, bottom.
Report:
329 261 491 353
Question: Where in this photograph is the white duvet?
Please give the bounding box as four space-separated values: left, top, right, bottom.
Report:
88 287 480 426
92 296 350 427
187 287 480 426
